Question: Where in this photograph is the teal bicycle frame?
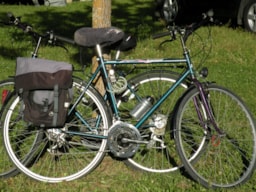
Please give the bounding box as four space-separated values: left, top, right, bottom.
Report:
67 39 197 138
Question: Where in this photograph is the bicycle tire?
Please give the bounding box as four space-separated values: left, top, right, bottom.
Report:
174 83 256 188
117 70 189 173
0 78 19 178
3 78 112 182
0 78 14 110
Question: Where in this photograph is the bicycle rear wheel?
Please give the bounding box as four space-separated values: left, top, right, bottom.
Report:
0 78 14 110
0 78 19 178
3 79 112 182
117 70 188 173
174 84 256 188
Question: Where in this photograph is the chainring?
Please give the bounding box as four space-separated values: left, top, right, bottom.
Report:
107 121 141 158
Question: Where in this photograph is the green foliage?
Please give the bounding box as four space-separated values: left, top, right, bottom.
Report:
0 1 256 192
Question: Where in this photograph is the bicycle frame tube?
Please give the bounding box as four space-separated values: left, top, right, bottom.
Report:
135 69 191 128
68 44 196 132
104 58 187 65
107 51 195 128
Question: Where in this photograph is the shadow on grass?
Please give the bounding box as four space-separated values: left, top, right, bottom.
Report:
0 0 163 62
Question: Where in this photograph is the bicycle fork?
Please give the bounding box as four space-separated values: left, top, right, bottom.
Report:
193 81 226 145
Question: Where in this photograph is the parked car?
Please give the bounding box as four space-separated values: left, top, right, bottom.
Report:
0 0 55 5
0 0 44 4
155 0 256 33
0 0 32 4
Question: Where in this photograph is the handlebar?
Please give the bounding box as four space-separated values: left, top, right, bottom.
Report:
53 34 75 45
2 12 32 33
1 12 75 46
152 10 214 43
152 31 172 39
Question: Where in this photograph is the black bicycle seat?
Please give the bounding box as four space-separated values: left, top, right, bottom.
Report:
74 27 137 51
74 27 124 48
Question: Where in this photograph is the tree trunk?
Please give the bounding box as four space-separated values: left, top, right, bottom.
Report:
92 0 111 27
92 0 112 95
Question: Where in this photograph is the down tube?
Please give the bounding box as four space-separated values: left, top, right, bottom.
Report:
135 70 190 128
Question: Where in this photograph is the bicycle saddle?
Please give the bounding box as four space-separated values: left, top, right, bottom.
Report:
74 27 137 51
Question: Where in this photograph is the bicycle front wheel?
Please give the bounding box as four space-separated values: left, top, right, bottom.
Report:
174 84 256 188
3 79 112 182
117 70 189 173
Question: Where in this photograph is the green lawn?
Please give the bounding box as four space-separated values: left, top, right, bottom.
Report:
0 1 256 191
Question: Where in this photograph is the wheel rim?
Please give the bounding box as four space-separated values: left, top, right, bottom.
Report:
246 3 256 32
3 81 110 182
177 86 256 188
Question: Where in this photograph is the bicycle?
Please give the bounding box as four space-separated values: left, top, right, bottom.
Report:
0 13 187 178
2 11 256 189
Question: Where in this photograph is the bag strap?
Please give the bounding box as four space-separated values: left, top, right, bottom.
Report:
52 85 59 127
19 90 25 122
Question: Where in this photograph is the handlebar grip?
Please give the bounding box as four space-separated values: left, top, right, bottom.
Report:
152 31 171 39
5 12 33 32
7 12 16 22
54 35 75 45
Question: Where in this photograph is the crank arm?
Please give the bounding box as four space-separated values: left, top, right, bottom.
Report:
121 138 149 144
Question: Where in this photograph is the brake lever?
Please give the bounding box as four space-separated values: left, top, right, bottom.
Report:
48 40 69 52
159 38 175 47
159 27 178 47
47 31 69 52
56 42 69 52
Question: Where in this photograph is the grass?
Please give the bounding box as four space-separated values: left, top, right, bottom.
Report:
0 1 256 191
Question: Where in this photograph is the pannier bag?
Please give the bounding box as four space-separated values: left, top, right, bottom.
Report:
15 57 73 128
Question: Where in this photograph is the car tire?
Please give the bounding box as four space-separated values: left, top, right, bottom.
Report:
32 0 44 5
155 0 179 24
243 0 256 32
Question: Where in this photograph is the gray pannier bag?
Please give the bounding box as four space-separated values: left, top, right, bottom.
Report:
15 57 73 128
